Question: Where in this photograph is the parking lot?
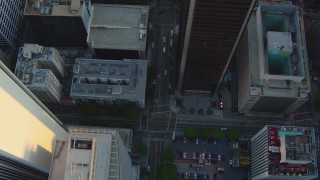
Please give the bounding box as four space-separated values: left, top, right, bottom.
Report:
171 137 248 180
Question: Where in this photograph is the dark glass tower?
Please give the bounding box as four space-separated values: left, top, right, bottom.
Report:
177 0 255 94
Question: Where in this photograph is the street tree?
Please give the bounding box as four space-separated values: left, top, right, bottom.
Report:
79 103 99 116
163 148 174 161
183 128 196 138
212 129 224 139
199 128 209 139
123 103 139 119
140 145 148 156
156 163 177 180
227 129 240 141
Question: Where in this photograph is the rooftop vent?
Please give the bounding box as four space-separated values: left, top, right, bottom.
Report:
22 44 43 59
70 0 81 14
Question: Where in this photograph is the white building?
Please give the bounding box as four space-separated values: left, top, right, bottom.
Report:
0 1 23 47
251 125 318 180
237 1 311 114
0 60 68 179
70 58 147 108
14 44 65 103
49 128 139 180
87 4 148 60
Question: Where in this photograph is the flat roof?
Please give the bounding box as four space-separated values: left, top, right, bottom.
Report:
24 0 88 16
14 45 62 87
247 4 310 98
70 58 147 103
49 128 127 180
88 4 149 50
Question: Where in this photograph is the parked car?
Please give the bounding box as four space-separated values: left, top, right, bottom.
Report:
229 160 233 167
183 152 187 159
218 154 222 161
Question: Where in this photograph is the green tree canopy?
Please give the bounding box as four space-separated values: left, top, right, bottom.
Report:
147 67 157 78
140 167 148 177
227 129 240 141
199 128 209 139
156 163 177 180
79 103 99 116
183 127 196 138
163 148 174 161
140 145 148 156
123 103 139 119
212 129 224 139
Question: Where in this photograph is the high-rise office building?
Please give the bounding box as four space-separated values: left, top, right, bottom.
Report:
0 1 23 47
70 58 147 108
237 1 310 114
14 44 65 103
49 127 139 180
0 60 68 179
251 125 318 180
24 0 91 47
87 4 148 60
177 0 255 94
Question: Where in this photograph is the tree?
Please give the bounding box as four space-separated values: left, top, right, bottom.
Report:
140 167 148 177
79 103 99 116
140 145 148 156
212 129 224 139
189 108 195 114
107 104 119 116
156 163 177 180
207 109 213 115
163 148 174 161
123 103 139 119
183 128 196 138
147 67 157 78
197 109 204 114
227 129 240 141
199 128 209 139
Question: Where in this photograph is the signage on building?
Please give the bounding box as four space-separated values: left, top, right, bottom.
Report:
260 0 292 6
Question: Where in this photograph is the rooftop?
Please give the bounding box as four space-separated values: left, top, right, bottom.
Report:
247 2 310 97
88 4 149 50
70 58 147 102
14 44 64 86
24 0 89 16
49 128 128 180
267 126 317 177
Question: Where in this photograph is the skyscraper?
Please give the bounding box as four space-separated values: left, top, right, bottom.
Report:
177 0 255 94
0 61 68 179
0 1 23 47
49 127 139 180
24 0 91 47
237 1 310 114
251 125 317 180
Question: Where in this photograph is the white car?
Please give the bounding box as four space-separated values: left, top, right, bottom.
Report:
229 160 233 167
151 42 155 48
147 165 150 172
218 154 222 161
163 46 166 53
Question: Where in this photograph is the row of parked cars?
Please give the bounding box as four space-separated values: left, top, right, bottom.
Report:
179 172 210 180
175 137 218 145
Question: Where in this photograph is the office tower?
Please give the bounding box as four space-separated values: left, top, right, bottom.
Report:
15 44 65 103
177 0 255 94
251 125 317 180
70 58 148 108
0 1 23 47
87 4 148 59
237 1 310 114
49 127 139 180
0 61 68 179
24 0 91 47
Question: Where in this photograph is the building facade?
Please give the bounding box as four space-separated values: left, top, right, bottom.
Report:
87 4 148 60
70 58 147 108
0 60 68 179
177 0 255 94
24 0 91 47
49 127 139 180
237 1 311 114
0 1 23 47
251 125 317 180
15 44 65 103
